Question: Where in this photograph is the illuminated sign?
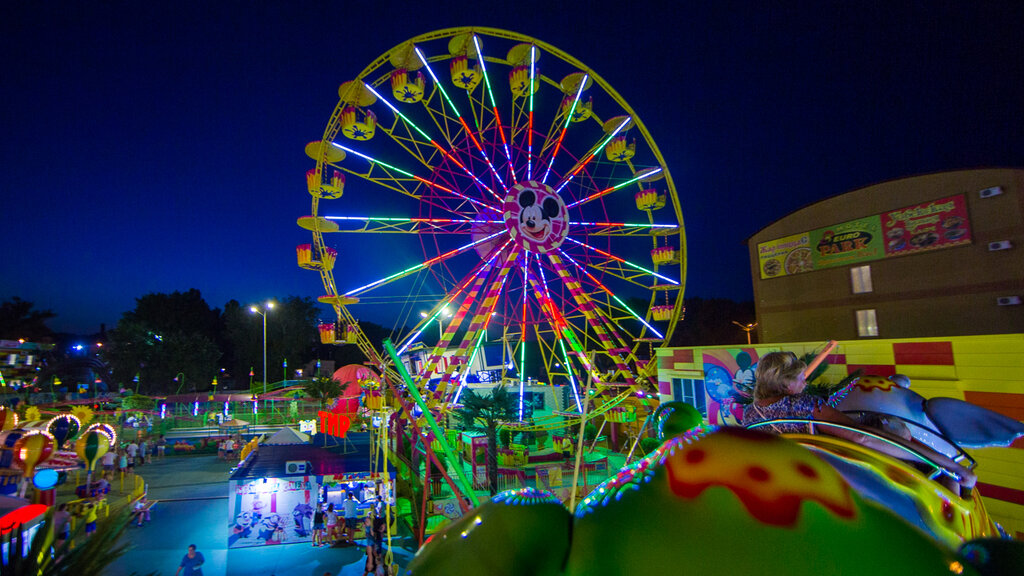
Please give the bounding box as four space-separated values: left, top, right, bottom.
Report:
298 419 317 434
318 411 351 438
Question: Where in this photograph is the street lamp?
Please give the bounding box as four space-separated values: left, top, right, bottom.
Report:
420 307 452 340
732 321 758 345
250 301 275 395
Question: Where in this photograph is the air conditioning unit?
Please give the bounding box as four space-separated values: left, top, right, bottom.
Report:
979 186 1003 199
996 296 1022 306
988 240 1013 251
285 461 310 474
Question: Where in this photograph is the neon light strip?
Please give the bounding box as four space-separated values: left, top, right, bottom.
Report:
566 167 663 209
415 45 509 194
547 252 635 386
527 45 536 181
330 142 500 213
563 237 678 285
559 339 584 412
345 230 506 295
553 116 630 195
364 84 500 200
326 216 498 225
452 331 487 404
519 339 526 421
542 74 587 184
415 46 463 118
558 249 663 338
472 36 514 173
519 250 529 420
569 220 676 229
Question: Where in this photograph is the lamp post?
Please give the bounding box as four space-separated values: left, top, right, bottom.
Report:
250 301 275 395
420 307 452 341
731 321 758 345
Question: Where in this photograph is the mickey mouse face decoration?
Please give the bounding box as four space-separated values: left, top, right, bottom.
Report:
503 181 569 253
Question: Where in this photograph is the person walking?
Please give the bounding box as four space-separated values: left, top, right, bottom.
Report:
312 503 325 547
156 434 167 459
138 438 148 466
175 544 204 576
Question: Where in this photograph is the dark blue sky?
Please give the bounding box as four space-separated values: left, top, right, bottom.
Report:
2 1 1021 334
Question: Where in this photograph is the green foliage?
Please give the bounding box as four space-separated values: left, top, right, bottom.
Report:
302 375 341 409
121 394 156 410
222 296 320 389
101 290 223 394
0 507 150 576
0 297 55 341
799 352 864 400
640 437 662 455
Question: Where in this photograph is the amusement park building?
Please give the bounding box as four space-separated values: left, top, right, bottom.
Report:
747 168 1024 342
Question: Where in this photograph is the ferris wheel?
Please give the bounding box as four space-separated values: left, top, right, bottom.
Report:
300 27 686 416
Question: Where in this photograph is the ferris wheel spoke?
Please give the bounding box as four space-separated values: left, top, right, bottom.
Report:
556 249 663 338
540 73 588 185
552 116 631 198
364 83 502 203
437 246 521 402
545 252 635 386
322 214 502 235
416 46 512 196
565 166 663 210
562 236 678 286
471 35 516 185
344 230 507 297
569 219 678 237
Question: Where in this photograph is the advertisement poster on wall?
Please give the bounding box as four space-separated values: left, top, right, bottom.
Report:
882 194 972 256
701 348 762 425
757 194 971 279
228 477 316 548
809 215 884 269
757 232 812 279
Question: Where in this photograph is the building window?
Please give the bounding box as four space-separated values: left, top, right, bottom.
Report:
850 265 873 294
856 309 879 337
672 378 707 416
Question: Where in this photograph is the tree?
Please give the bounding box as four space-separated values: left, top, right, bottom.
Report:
223 296 320 387
101 290 222 393
0 297 55 341
455 386 517 495
303 375 340 409
667 297 756 347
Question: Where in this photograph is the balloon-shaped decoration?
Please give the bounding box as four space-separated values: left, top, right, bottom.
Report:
0 406 18 431
85 423 118 448
0 430 25 469
47 414 81 448
13 431 55 478
75 431 110 471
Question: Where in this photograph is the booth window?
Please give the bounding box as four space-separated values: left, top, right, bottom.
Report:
850 265 873 294
856 309 879 337
672 378 707 416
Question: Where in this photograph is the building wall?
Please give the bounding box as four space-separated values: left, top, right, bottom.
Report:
656 334 1024 538
748 169 1024 342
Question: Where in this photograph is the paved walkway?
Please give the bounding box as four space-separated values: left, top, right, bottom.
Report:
67 454 412 576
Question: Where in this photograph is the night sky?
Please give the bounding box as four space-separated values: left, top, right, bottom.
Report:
2 1 1021 335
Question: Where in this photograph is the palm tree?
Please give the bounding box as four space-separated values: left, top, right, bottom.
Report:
455 386 517 495
302 375 340 409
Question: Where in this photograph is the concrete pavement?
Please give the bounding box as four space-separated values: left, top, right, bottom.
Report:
72 454 412 576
